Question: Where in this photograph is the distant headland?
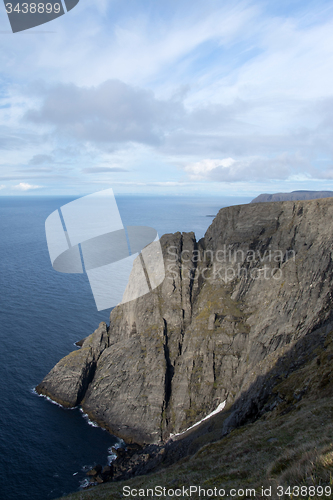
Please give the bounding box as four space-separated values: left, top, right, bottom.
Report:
251 190 333 203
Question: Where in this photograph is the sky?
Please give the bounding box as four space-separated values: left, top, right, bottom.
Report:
1 0 333 196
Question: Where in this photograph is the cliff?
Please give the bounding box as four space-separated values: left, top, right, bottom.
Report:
251 190 333 203
36 198 333 445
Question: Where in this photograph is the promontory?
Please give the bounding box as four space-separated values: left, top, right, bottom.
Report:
36 198 333 446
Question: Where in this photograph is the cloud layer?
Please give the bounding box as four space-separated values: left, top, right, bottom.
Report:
25 80 184 145
1 0 333 194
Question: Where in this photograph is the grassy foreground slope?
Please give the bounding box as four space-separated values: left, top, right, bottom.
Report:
60 329 333 500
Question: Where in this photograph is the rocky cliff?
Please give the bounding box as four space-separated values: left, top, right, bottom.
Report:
36 198 333 445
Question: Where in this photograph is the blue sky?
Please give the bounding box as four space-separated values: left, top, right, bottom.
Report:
1 0 333 196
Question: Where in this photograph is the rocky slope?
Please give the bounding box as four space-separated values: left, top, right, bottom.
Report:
36 198 333 445
251 190 333 203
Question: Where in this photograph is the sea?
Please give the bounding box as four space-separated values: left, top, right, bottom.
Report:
0 194 252 500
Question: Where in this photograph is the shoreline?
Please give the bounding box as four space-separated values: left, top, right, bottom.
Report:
33 387 104 429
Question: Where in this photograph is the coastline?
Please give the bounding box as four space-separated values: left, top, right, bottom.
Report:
33 387 104 429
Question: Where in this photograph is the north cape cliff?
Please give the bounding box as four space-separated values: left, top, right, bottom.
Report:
36 198 333 445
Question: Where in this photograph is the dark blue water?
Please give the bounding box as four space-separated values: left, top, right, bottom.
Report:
0 194 251 500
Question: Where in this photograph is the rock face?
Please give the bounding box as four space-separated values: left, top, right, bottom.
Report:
36 199 333 444
36 323 109 407
251 190 333 203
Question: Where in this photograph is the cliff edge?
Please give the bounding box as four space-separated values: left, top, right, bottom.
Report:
36 198 333 444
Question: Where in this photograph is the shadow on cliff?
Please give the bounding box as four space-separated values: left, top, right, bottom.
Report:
133 318 333 476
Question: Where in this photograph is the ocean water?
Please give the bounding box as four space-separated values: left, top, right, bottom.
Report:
0 194 251 500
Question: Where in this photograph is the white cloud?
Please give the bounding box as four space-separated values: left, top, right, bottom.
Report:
184 154 315 182
12 182 43 191
185 158 236 180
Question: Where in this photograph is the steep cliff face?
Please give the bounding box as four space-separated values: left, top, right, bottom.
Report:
36 198 333 444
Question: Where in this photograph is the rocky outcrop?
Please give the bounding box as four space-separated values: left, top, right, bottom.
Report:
36 198 333 444
251 190 333 203
36 322 109 407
